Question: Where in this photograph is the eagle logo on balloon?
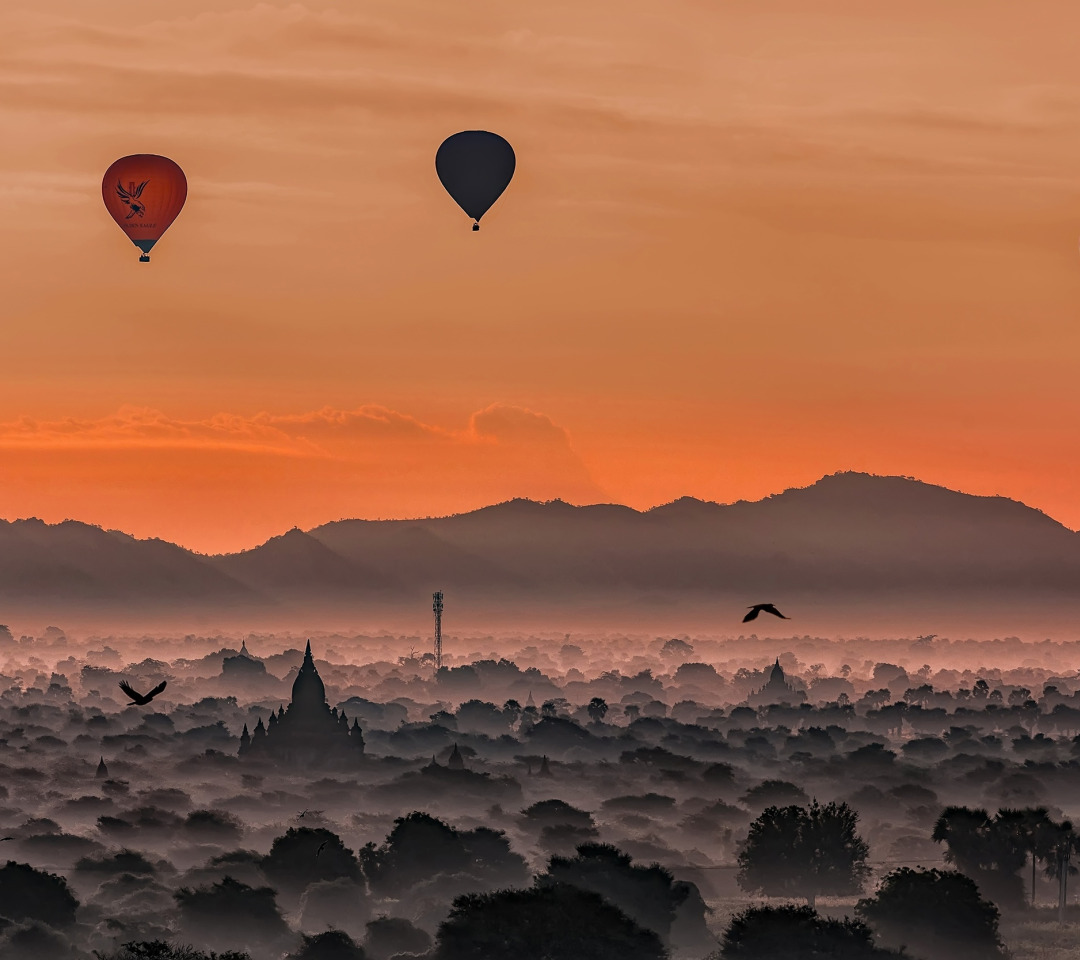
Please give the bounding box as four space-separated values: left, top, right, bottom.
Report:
116 180 150 219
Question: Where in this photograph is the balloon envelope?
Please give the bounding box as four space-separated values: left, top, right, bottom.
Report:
436 131 515 226
101 155 187 260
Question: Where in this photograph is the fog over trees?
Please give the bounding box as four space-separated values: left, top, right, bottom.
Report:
0 625 1079 958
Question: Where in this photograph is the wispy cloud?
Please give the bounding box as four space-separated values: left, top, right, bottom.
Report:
0 403 606 551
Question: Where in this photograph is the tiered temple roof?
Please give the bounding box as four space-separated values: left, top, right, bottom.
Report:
239 641 365 766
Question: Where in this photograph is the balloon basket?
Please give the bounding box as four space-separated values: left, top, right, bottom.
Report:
138 255 151 262
472 223 480 231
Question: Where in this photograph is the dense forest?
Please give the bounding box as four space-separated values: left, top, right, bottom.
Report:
0 626 1077 958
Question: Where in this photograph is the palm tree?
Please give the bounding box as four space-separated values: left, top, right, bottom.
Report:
998 807 1054 905
1040 819 1080 924
932 807 1028 909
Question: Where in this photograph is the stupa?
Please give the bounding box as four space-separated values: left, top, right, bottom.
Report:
747 658 806 708
238 642 365 766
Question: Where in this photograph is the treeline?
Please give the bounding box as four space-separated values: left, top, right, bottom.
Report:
8 797 1073 960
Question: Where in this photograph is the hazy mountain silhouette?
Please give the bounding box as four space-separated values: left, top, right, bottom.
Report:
207 528 399 597
0 519 255 603
4 473 1080 625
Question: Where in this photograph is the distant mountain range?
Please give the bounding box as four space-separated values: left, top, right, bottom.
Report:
2 472 1079 630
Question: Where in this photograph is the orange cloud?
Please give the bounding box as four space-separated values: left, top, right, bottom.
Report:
0 403 605 552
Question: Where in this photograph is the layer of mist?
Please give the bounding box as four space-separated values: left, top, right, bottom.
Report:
7 472 1080 637
0 625 1078 958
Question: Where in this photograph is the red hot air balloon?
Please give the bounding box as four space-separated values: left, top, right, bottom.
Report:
101 155 187 262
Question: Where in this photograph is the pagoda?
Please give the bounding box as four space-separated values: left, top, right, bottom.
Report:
238 642 365 766
747 658 806 708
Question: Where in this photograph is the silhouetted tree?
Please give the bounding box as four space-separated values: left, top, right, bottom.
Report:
737 801 870 907
287 929 367 960
300 877 371 940
0 860 79 927
718 905 899 959
994 806 1059 905
587 697 608 724
545 842 694 943
262 827 361 898
539 823 600 854
184 810 244 844
456 699 509 736
932 806 1027 908
660 638 694 658
502 699 522 727
1039 818 1080 922
363 917 431 960
702 762 736 788
520 799 595 831
741 780 808 810
94 943 250 960
433 882 666 960
74 848 156 876
856 867 1005 960
361 813 467 897
0 919 85 960
360 811 525 898
174 876 290 954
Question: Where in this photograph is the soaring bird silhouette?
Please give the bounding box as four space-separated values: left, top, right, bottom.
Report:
315 840 329 859
118 680 167 705
743 603 790 623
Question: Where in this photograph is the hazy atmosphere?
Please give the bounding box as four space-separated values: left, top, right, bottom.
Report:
4 2 1080 549
5 1 1080 959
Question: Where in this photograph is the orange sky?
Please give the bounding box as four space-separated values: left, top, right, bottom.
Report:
4 1 1080 552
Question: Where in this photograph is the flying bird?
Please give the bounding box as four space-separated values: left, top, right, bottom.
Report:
743 603 790 623
315 840 329 859
118 680 167 706
0 837 13 842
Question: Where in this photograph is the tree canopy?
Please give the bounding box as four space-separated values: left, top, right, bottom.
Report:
0 860 79 928
174 876 290 954
262 827 361 898
719 905 900 959
359 811 527 898
433 882 666 960
544 842 691 942
931 806 1028 908
856 867 1006 960
737 801 870 907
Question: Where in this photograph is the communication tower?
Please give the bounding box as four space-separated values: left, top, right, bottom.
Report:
432 591 444 670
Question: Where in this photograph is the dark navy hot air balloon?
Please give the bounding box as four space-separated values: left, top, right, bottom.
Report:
436 131 515 231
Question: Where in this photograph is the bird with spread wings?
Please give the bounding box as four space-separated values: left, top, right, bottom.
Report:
116 180 149 219
119 679 167 706
743 603 790 623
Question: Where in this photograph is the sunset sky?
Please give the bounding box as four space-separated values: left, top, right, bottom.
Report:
3 1 1080 553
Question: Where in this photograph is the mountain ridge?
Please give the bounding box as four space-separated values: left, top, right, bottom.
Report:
2 472 1079 625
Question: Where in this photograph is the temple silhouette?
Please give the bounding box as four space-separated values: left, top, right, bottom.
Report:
238 641 365 766
222 640 268 679
746 657 806 708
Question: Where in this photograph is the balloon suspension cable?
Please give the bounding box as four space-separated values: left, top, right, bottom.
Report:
472 222 480 231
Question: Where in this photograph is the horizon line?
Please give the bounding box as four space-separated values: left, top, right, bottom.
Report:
0 470 1066 557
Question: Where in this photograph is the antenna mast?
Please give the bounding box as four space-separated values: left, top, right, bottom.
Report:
432 591 444 670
